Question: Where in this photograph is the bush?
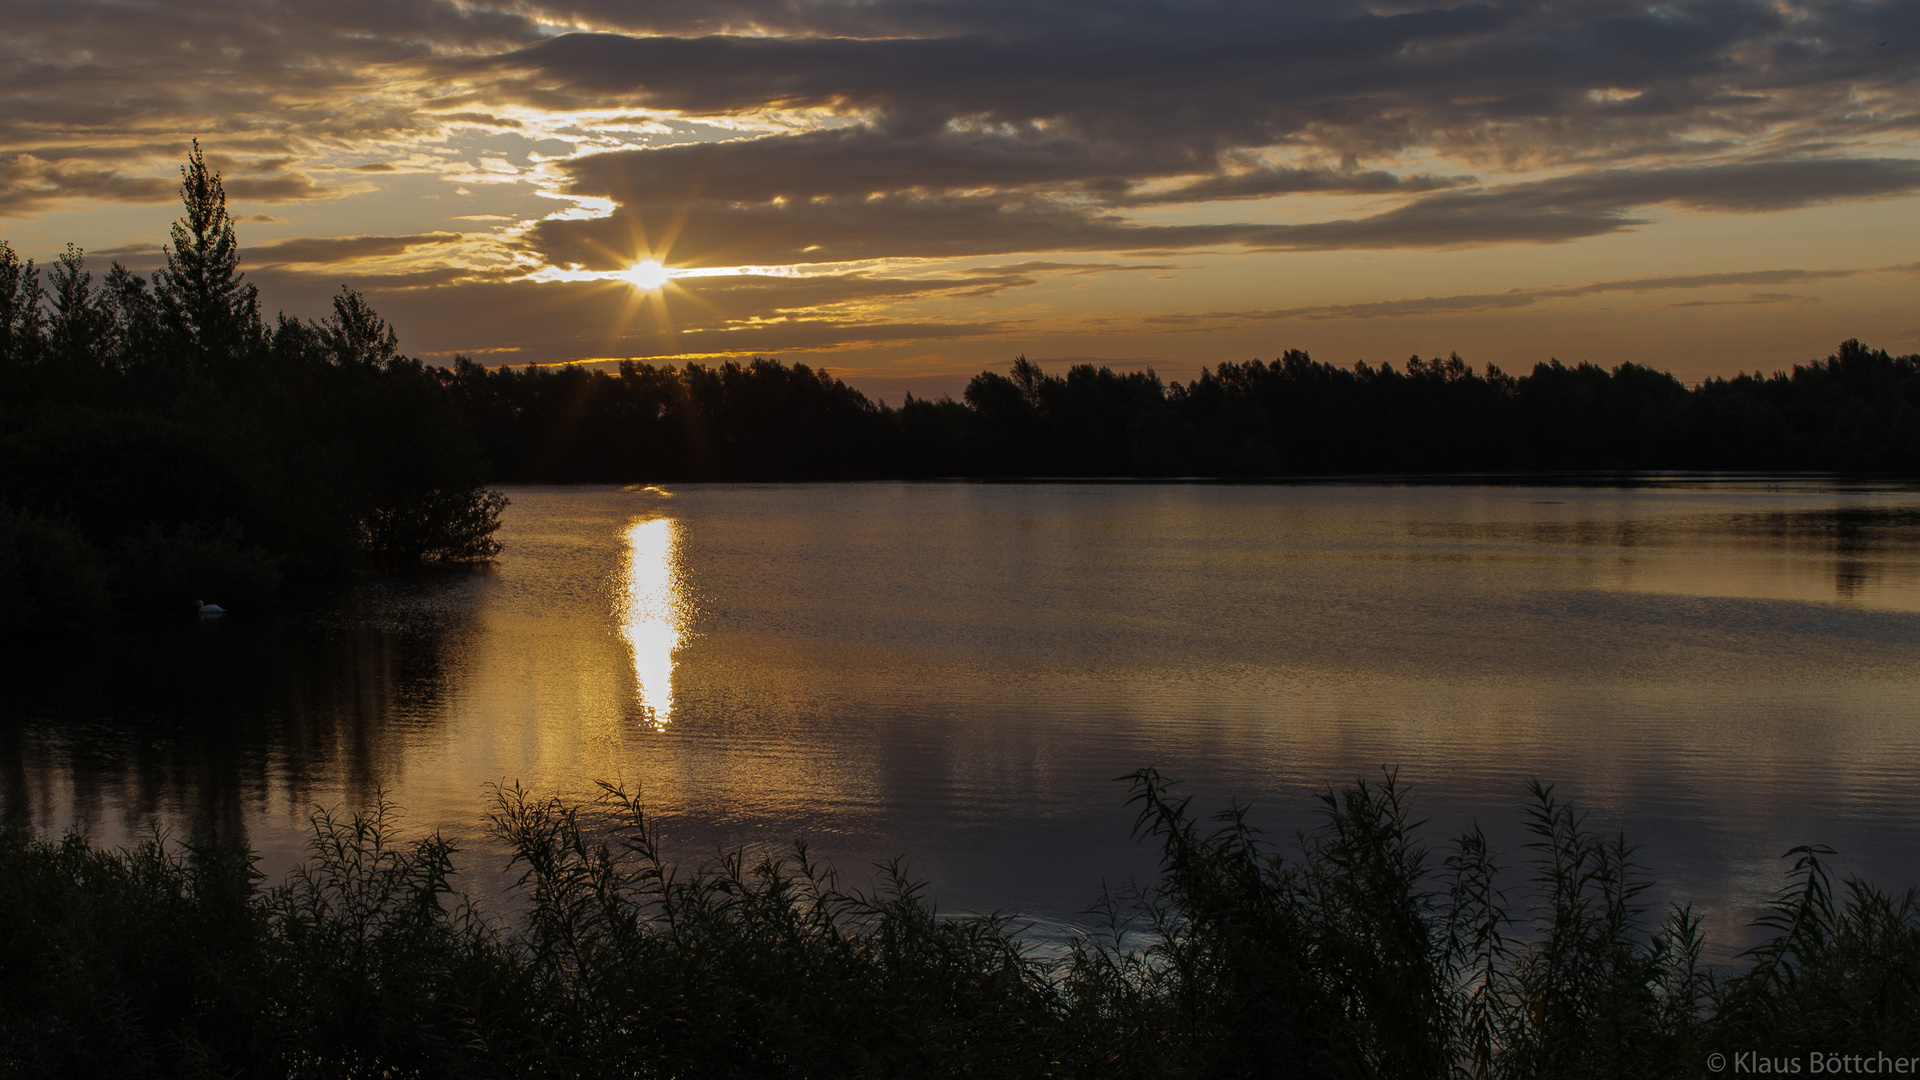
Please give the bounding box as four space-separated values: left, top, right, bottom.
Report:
0 505 110 634
1 775 1916 1078
358 486 507 566
1709 845 1920 1056
111 520 283 611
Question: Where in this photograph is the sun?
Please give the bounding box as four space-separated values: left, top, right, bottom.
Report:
625 259 670 291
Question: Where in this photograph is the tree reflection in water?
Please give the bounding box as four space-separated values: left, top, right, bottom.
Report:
0 580 483 853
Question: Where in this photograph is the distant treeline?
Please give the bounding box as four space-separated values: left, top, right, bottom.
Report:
0 145 503 626
3 771 1915 1077
444 342 1920 483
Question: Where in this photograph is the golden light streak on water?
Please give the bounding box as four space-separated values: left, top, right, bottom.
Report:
617 516 687 727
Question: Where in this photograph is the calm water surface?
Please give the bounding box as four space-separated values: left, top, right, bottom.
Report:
6 481 1919 958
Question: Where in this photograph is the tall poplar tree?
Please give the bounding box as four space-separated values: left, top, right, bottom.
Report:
155 140 260 368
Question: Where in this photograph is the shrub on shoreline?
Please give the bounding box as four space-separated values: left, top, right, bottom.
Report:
2 773 1915 1078
0 505 111 634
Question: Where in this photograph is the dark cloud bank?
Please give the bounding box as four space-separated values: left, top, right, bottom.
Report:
486 0 1920 266
3 0 1917 357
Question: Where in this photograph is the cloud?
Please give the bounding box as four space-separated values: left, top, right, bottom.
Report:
1121 167 1470 205
1455 159 1920 216
222 173 344 203
484 2 1918 163
252 266 511 295
257 260 1058 341
1666 292 1812 308
323 273 1021 361
1140 265 1876 324
526 155 1920 268
0 0 541 213
523 194 1220 267
962 260 1182 276
6 0 1917 236
0 153 175 215
252 232 468 265
4 0 1919 367
557 126 1191 204
471 2 1920 274
81 243 168 266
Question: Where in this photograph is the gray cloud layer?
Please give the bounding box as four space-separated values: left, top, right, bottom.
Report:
489 0 1920 266
253 232 467 265
527 156 1920 268
3 0 1917 345
1142 265 1900 324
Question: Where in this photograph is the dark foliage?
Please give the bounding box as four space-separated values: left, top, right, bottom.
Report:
442 342 1920 483
0 505 111 633
3 773 1914 1078
440 355 888 482
0 149 505 627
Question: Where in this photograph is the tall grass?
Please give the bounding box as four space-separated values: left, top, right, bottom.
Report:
2 771 1915 1078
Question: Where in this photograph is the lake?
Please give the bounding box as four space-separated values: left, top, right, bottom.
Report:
6 480 1919 959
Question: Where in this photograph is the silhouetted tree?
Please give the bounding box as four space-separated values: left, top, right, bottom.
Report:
0 241 44 374
155 140 260 369
319 288 400 369
100 262 162 372
46 245 110 378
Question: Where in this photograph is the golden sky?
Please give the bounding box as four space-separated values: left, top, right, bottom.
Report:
3 0 1916 398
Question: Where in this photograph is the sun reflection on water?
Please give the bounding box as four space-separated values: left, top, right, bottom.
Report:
618 516 688 727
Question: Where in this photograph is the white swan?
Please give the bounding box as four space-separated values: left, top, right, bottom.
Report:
197 599 225 616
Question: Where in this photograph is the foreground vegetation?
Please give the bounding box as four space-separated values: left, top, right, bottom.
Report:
3 771 1914 1078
